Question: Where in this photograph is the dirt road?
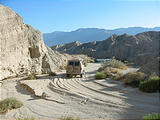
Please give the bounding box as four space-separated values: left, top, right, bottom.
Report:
0 63 159 120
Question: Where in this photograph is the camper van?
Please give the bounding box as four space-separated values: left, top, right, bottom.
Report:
66 59 85 78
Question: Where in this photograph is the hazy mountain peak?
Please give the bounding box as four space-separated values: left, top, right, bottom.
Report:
43 27 160 46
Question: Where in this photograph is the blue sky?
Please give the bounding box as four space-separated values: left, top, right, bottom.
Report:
0 0 160 33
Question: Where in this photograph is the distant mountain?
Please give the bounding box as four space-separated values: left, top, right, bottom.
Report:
43 27 160 46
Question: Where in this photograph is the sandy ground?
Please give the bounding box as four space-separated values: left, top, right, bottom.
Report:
0 63 160 120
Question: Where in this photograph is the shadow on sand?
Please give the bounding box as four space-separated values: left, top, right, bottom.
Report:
83 76 160 119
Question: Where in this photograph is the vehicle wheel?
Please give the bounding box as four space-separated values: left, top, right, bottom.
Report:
80 74 83 78
66 74 70 78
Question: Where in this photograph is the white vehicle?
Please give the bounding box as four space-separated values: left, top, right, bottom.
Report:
66 59 85 78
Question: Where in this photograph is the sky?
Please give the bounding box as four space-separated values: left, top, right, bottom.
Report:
0 0 160 33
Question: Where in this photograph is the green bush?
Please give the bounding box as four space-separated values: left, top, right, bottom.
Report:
123 72 146 87
139 76 160 93
0 97 23 114
142 113 160 120
84 62 87 67
60 117 80 120
95 72 107 79
24 74 36 80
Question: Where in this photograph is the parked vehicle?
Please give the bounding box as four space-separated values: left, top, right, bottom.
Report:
66 59 85 78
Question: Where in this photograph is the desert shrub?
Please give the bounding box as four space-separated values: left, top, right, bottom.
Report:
84 62 87 67
99 58 127 72
0 97 23 114
60 117 80 120
114 72 123 80
95 72 106 79
142 113 160 120
24 74 36 80
139 76 160 93
102 67 112 76
123 72 146 87
49 72 57 76
108 58 127 69
102 67 122 78
98 59 126 79
17 118 35 120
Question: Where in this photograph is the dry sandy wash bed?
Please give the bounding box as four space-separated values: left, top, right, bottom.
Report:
0 63 160 120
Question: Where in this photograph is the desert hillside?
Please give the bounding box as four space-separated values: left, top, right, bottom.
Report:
52 31 160 75
0 4 69 80
52 31 159 60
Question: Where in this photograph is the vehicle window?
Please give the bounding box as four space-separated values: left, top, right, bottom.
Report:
69 61 74 65
75 62 80 66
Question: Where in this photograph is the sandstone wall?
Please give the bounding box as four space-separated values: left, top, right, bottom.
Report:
0 5 66 80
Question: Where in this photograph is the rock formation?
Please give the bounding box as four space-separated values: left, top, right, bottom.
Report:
52 31 159 60
0 4 67 80
52 31 160 75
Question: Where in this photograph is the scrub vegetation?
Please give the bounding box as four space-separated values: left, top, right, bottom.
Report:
0 98 23 114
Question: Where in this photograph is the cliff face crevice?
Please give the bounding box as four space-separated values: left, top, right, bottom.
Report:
0 4 66 80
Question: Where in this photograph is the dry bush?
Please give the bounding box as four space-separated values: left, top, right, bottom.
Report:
0 98 23 114
123 72 146 87
97 58 127 80
106 58 127 69
60 117 81 120
113 72 123 80
98 58 127 73
102 67 123 79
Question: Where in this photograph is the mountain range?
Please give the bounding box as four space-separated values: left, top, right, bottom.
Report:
43 27 160 46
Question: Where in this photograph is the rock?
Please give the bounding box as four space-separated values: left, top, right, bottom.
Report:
20 79 50 97
0 5 67 80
